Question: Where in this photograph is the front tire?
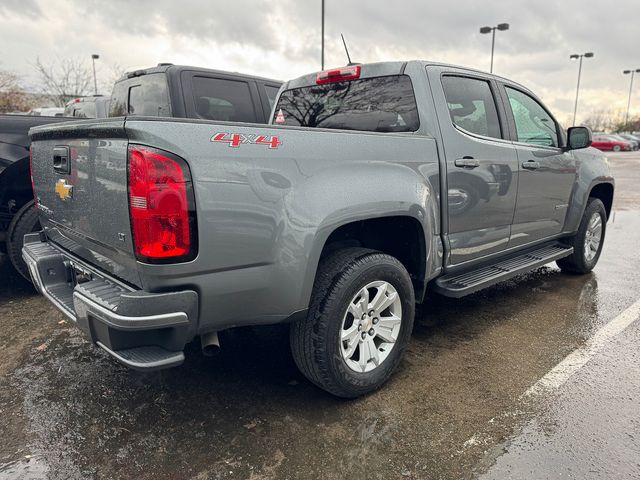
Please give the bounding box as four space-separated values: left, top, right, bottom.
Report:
7 200 40 281
290 248 415 398
556 198 607 274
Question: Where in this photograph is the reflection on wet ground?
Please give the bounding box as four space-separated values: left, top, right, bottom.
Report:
480 320 640 479
1 155 639 479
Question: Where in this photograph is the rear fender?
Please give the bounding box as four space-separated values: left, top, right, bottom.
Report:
292 161 440 310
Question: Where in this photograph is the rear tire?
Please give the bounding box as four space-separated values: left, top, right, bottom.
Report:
556 198 606 274
7 200 40 281
290 247 415 398
612 145 621 152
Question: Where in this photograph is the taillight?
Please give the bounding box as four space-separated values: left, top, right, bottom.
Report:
29 145 38 207
127 145 197 263
316 65 361 84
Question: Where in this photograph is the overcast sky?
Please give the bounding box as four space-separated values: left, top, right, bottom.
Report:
1 0 638 124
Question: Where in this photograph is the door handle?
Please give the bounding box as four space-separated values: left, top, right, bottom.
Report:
522 160 540 170
454 157 480 169
53 146 71 174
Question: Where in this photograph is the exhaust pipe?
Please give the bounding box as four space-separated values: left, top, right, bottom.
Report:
201 331 221 356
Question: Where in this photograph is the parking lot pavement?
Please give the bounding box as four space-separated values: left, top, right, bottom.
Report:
0 152 638 480
479 316 640 479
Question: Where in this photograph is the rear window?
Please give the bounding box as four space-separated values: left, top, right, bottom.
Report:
192 76 256 122
442 76 502 139
109 73 171 117
273 75 419 132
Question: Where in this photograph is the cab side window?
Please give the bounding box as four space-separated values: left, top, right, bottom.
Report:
505 87 558 147
442 76 502 139
192 77 256 123
109 74 171 117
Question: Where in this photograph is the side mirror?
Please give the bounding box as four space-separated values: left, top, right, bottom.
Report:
567 126 592 150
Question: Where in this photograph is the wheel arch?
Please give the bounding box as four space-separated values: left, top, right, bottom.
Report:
564 173 615 235
588 182 614 220
299 211 436 309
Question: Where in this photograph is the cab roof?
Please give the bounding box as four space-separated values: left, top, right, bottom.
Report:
116 64 281 85
282 60 533 96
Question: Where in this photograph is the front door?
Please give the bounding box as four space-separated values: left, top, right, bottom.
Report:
499 84 576 246
429 69 519 265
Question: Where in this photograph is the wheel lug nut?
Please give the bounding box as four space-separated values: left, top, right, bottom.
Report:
368 310 375 316
372 318 379 325
368 328 375 336
361 314 367 320
361 332 367 340
358 324 362 331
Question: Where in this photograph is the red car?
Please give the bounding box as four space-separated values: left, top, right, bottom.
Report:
591 134 633 152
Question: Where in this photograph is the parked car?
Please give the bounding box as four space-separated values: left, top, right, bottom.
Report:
25 60 613 397
616 133 640 150
64 95 111 118
1 65 281 281
591 134 633 152
27 107 64 117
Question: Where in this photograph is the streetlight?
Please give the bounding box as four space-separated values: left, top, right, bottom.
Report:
623 68 640 125
479 23 509 73
321 0 325 69
569 52 594 126
91 54 100 95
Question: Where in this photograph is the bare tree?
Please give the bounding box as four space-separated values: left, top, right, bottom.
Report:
100 62 127 94
33 56 93 106
582 109 623 133
0 69 37 113
613 116 640 133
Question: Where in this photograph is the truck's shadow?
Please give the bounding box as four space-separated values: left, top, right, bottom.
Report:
0 259 37 300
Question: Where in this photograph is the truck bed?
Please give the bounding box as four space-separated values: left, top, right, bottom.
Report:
30 116 441 331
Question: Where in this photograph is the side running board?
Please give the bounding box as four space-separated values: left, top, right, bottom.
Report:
434 244 573 298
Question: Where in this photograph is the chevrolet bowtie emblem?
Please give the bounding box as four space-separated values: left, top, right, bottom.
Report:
55 179 73 200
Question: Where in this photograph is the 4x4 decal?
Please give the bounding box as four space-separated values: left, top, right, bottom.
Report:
211 133 282 149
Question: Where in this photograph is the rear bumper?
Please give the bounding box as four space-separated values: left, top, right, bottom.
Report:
22 232 198 371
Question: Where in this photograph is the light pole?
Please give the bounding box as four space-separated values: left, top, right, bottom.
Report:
479 23 509 73
91 54 99 95
570 52 594 126
321 0 325 70
623 68 640 125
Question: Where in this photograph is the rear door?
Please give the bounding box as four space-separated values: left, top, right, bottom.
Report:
180 71 265 123
498 83 576 246
427 67 518 265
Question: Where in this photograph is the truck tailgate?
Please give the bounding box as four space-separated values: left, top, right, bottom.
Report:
30 119 141 286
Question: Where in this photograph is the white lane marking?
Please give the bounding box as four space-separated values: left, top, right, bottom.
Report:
525 298 640 397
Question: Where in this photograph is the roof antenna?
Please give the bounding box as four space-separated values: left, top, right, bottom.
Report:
341 34 356 66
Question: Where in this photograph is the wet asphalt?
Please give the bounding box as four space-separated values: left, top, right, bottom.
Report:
1 152 639 480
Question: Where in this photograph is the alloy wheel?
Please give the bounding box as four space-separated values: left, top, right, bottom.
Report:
340 281 402 373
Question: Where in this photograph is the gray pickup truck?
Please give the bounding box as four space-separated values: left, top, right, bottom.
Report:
24 61 613 397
